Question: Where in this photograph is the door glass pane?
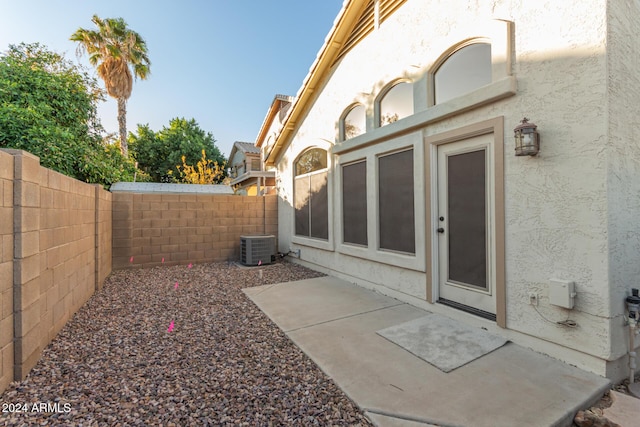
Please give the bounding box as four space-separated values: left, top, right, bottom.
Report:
447 150 486 288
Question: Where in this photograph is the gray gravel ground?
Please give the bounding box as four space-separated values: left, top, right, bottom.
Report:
0 261 374 426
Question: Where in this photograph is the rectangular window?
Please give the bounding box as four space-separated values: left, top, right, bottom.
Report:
342 160 367 245
310 172 328 239
294 171 328 239
378 149 415 253
294 176 310 236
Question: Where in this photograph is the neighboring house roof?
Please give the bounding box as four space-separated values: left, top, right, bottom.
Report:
234 141 261 154
227 141 275 188
274 93 294 103
228 141 261 168
265 0 408 166
255 94 295 149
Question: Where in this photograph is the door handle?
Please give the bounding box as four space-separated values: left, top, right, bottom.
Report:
437 227 445 233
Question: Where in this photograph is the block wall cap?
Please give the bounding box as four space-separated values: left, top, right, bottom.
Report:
109 182 234 195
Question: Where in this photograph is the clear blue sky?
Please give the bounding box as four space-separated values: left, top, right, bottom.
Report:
0 0 344 158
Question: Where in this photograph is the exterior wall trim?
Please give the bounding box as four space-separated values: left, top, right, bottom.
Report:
334 76 516 155
424 116 506 327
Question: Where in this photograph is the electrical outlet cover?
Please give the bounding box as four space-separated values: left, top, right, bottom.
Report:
549 279 575 309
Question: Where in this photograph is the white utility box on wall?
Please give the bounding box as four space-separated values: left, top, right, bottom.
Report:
549 279 576 309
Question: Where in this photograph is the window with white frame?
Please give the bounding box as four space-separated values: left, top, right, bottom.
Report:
343 104 366 140
434 42 492 104
294 148 328 239
379 81 413 127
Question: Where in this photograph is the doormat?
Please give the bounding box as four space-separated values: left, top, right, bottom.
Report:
376 313 508 372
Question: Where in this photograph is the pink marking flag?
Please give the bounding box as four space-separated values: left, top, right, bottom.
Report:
174 282 179 290
188 263 193 269
129 256 134 263
162 257 165 263
167 320 175 333
258 260 262 266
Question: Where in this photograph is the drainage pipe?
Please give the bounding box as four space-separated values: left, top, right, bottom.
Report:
625 288 640 387
630 320 637 384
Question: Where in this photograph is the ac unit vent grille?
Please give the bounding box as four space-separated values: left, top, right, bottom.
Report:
240 235 276 266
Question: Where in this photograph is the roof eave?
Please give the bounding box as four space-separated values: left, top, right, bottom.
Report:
255 95 295 149
265 0 367 167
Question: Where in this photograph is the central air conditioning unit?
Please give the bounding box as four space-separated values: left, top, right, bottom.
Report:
240 235 276 266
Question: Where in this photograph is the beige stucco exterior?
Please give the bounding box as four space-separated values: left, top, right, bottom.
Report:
228 141 275 195
271 0 640 381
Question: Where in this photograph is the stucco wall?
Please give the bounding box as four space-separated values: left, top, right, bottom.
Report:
275 0 629 377
604 0 640 378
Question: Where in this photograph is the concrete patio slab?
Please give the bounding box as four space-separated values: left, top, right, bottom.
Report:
243 276 403 332
603 390 640 426
244 276 611 427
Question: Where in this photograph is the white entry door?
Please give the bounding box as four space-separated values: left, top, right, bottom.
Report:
436 133 496 318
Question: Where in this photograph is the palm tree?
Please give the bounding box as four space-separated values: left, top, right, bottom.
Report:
71 15 150 157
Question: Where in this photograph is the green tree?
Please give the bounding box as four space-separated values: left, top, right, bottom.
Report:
71 14 150 157
0 42 138 186
129 117 226 182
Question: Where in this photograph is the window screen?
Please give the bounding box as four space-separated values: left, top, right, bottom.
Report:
294 148 328 240
294 176 310 236
310 172 328 239
447 149 487 288
342 161 367 245
378 149 415 253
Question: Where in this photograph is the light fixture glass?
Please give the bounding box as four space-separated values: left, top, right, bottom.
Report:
514 118 540 156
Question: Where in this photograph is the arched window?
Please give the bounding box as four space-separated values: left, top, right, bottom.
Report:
379 81 413 127
342 104 366 140
434 43 492 104
295 148 327 175
294 148 328 239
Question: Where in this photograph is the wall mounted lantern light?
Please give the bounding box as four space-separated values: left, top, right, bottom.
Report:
514 117 540 156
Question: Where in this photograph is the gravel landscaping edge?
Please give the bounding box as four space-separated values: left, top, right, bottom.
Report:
0 261 374 426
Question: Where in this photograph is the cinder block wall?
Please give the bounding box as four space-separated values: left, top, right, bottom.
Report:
38 166 97 350
0 149 112 388
112 193 277 269
95 187 112 290
0 151 14 392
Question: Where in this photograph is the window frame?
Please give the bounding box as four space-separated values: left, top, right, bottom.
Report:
377 147 416 254
334 20 514 156
291 146 333 250
432 41 492 105
375 79 415 128
340 103 367 142
335 132 425 271
341 159 368 247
